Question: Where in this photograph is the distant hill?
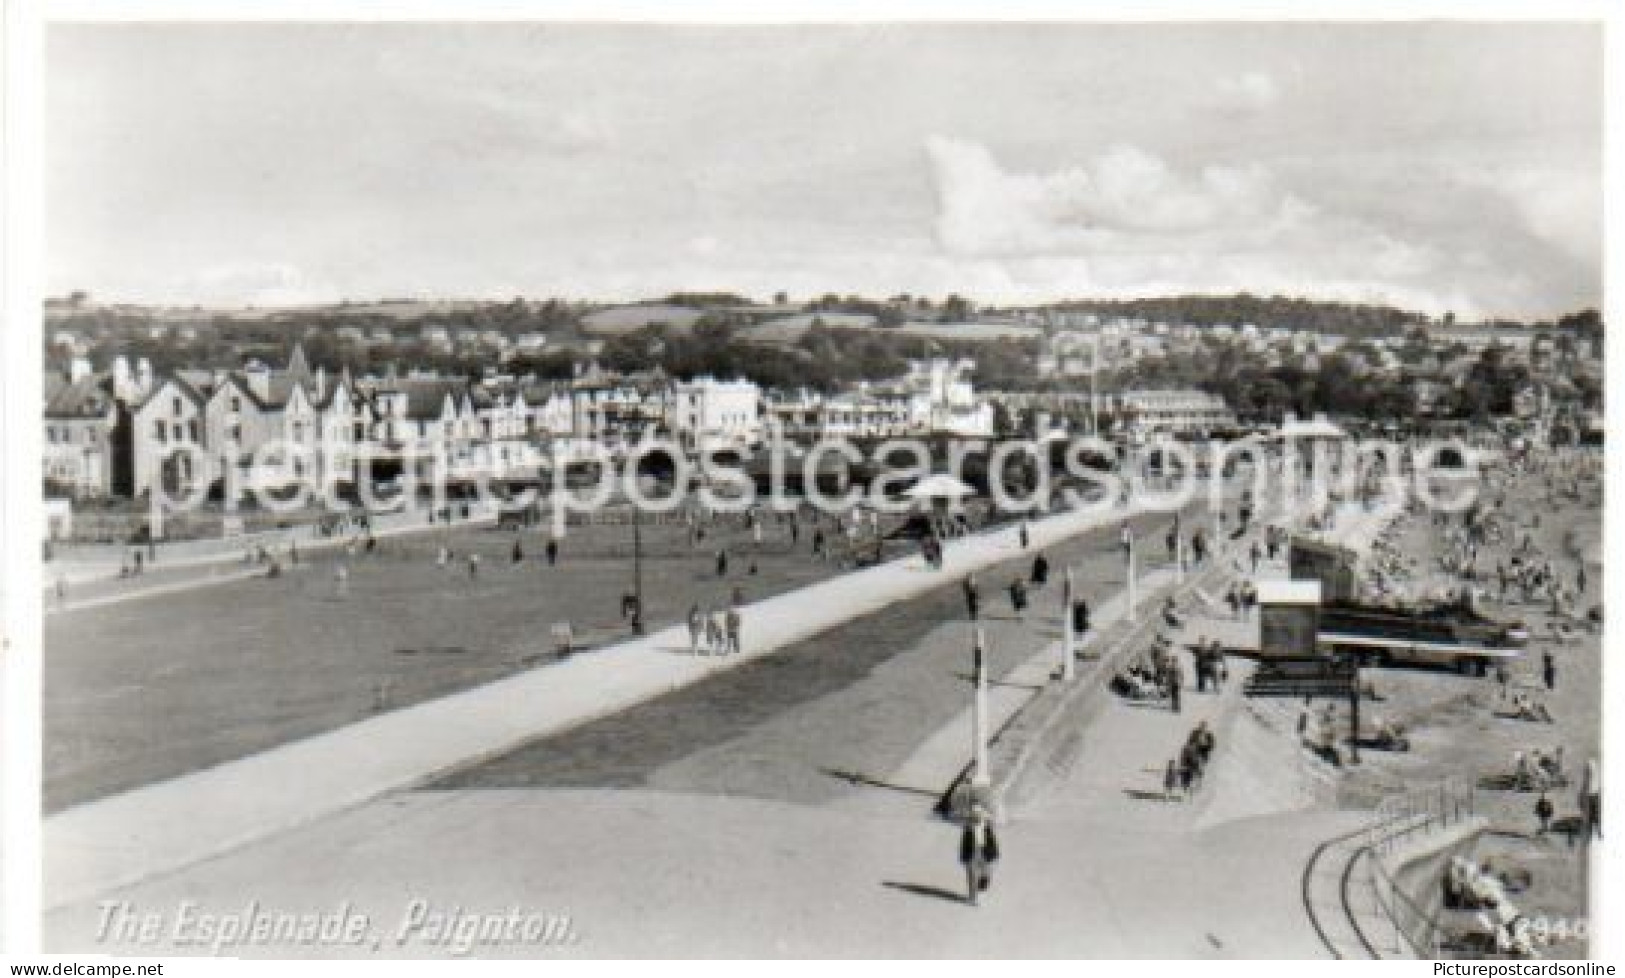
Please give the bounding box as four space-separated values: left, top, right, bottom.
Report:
893 321 1042 342
1049 293 1428 338
745 312 878 345
579 303 704 335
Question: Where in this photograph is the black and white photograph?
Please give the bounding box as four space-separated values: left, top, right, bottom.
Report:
4 5 1619 964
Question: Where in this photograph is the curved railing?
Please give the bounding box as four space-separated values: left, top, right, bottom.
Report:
1360 778 1481 957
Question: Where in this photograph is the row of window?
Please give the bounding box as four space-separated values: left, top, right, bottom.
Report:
45 426 101 445
151 419 201 444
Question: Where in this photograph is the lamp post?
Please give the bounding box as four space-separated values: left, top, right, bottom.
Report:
1346 655 1361 766
972 626 990 792
1061 567 1076 681
1126 534 1138 622
631 502 644 634
629 472 651 636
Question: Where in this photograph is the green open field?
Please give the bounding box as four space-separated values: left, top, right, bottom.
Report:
427 505 1202 804
43 513 882 812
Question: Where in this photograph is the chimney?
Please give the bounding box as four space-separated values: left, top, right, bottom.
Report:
135 358 154 396
69 356 92 383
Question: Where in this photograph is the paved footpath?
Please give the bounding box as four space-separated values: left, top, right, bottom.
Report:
837 566 1178 818
46 495 1169 910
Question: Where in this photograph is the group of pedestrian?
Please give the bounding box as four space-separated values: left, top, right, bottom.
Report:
1164 721 1216 801
687 602 743 655
1192 638 1227 693
1112 634 1184 710
119 550 146 577
1223 581 1257 620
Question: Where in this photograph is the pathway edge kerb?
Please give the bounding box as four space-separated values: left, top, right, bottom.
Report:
994 556 1233 813
45 499 1155 910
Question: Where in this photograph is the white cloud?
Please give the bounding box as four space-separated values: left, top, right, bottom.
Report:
918 136 1573 318
925 136 1296 256
1462 165 1601 266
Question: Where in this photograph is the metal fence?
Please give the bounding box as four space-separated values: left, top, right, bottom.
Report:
1362 777 1479 957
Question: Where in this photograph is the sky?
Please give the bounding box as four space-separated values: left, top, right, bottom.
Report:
46 21 1603 320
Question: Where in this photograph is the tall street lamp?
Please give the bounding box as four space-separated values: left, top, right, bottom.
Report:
629 473 650 635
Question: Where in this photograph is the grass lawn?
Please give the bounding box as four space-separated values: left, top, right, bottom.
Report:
428 506 1200 805
44 513 883 812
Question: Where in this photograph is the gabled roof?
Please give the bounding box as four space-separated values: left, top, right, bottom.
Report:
132 372 208 412
312 372 353 410
176 369 219 396
286 342 311 383
375 378 466 420
222 344 323 411
45 374 115 419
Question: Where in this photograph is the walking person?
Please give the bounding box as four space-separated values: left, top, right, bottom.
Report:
512 539 524 563
716 548 729 578
1535 792 1554 835
687 603 705 655
1019 520 1030 551
705 607 726 654
963 573 980 621
725 605 742 655
1008 577 1028 618
1164 759 1181 802
467 552 480 579
545 537 559 566
1072 596 1091 640
1168 661 1183 713
334 563 349 600
958 804 998 906
1031 551 1049 587
1581 758 1602 841
1543 650 1557 692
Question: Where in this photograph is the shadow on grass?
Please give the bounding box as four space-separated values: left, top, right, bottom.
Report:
949 671 1045 692
1124 788 1175 803
882 881 970 906
821 767 940 800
